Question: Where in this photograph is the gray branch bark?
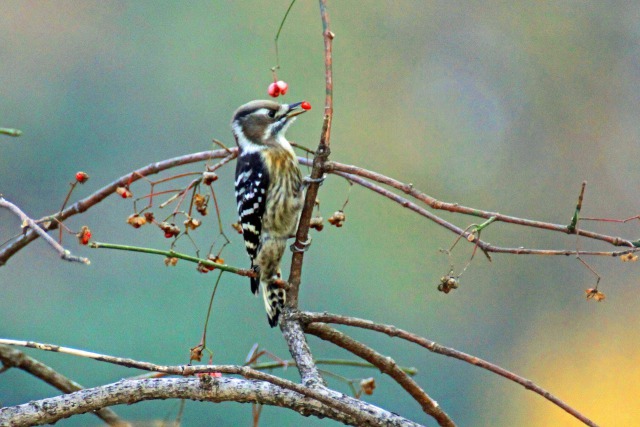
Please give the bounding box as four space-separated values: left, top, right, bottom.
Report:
0 377 424 427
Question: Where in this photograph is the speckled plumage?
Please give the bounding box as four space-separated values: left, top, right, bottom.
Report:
232 100 306 326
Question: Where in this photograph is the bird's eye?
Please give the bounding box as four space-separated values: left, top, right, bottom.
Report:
267 110 276 118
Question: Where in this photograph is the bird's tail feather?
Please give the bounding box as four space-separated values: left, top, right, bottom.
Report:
262 280 286 327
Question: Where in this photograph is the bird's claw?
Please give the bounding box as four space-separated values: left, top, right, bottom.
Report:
290 236 312 253
303 174 326 187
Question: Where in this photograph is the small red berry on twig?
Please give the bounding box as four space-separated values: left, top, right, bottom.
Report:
194 193 209 216
159 222 180 238
301 101 311 110
585 288 606 302
204 255 224 271
268 82 280 98
202 172 218 185
77 226 92 245
276 80 288 95
75 172 89 183
116 186 133 199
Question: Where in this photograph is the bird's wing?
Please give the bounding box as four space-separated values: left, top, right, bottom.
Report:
235 151 269 294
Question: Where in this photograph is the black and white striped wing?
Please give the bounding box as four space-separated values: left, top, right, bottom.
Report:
235 152 269 294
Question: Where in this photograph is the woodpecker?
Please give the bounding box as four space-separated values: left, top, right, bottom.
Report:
232 100 308 327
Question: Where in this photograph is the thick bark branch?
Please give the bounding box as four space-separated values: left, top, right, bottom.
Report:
0 339 423 426
0 345 127 427
0 376 426 427
0 377 353 426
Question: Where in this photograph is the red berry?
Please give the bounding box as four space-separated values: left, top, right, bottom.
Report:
301 101 311 110
276 80 288 95
77 226 92 245
75 171 89 183
268 82 280 97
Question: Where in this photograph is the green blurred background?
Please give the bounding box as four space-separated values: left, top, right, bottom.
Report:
2 1 640 425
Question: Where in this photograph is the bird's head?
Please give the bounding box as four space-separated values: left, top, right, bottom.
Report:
231 100 308 153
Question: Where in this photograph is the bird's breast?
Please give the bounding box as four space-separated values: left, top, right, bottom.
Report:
262 150 303 237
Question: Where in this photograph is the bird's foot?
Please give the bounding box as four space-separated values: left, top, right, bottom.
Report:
303 174 326 187
290 236 312 253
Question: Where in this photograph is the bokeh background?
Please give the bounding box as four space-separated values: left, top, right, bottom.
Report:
1 1 640 425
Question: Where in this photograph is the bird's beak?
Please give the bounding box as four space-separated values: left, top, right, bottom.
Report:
285 102 308 119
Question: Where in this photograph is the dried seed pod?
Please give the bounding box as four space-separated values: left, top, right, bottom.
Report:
437 275 459 294
310 216 324 231
360 377 376 395
328 211 346 227
184 217 202 230
127 214 147 228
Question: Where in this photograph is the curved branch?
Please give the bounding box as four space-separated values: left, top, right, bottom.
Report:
299 312 599 427
0 339 422 427
0 377 360 426
305 323 455 427
0 345 127 427
0 149 235 266
324 160 636 249
305 163 637 258
0 197 89 265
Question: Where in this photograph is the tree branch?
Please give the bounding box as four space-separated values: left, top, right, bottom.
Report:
323 160 637 249
280 314 325 387
0 149 234 266
299 311 599 427
0 197 90 265
0 338 423 427
305 323 455 427
0 377 360 426
0 345 128 427
276 0 336 406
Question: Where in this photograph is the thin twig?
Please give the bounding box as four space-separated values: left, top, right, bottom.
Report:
321 161 637 248
0 196 89 265
320 167 638 258
0 127 22 137
0 149 231 266
250 358 417 375
89 241 255 277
